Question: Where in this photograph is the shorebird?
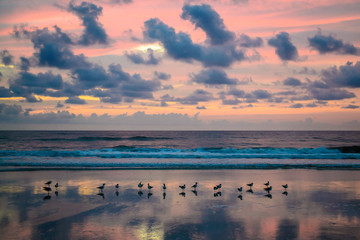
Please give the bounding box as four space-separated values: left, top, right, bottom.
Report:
237 187 243 193
55 183 59 188
264 186 272 192
192 182 198 189
247 182 253 188
115 184 119 189
138 182 143 188
264 181 270 187
163 183 167 191
97 183 105 191
282 184 288 190
213 186 218 191
45 181 52 186
179 184 186 191
147 183 153 191
217 184 222 189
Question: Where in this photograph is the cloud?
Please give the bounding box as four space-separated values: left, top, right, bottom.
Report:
196 106 206 109
65 96 87 104
126 48 160 65
0 103 23 119
342 104 359 109
283 77 302 86
1 50 14 65
289 103 303 108
13 25 91 69
238 34 263 48
320 61 360 88
154 71 171 80
0 87 14 98
68 1 109 45
309 87 355 100
56 101 64 108
251 89 272 99
143 18 245 67
20 57 31 71
268 32 299 61
177 89 214 105
308 32 359 55
190 68 237 85
181 4 235 45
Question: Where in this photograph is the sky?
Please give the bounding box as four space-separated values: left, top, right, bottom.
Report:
0 0 359 130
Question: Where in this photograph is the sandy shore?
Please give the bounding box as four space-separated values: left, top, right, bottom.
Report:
0 169 360 239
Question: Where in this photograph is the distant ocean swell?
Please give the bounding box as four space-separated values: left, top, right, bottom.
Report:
1 146 360 170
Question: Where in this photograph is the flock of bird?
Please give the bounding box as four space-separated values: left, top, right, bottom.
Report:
42 180 288 200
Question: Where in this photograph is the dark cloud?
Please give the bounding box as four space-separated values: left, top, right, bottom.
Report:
154 71 171 80
190 68 237 85
0 87 14 98
143 18 245 67
20 57 31 71
68 1 109 45
126 48 160 65
177 89 214 105
1 50 14 65
308 32 359 55
222 98 241 105
342 104 359 109
56 101 65 108
65 96 87 104
251 89 272 99
196 105 207 109
227 88 245 98
309 87 355 100
321 61 360 88
238 34 263 48
181 4 235 45
268 32 299 61
290 103 303 108
0 103 23 116
283 77 302 86
13 25 91 69
295 67 317 75
120 74 161 99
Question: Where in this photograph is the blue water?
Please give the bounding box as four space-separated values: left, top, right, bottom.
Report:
0 131 359 169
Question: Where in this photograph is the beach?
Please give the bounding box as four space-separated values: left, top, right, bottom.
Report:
1 169 360 240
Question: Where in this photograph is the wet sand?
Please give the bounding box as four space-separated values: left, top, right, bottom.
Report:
0 169 360 240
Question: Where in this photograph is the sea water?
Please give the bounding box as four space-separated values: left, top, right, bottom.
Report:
0 131 359 169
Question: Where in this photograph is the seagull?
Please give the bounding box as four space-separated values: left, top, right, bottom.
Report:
97 183 105 191
147 183 153 191
138 182 143 188
115 184 119 189
282 184 288 190
264 186 272 192
264 181 270 187
163 183 167 191
237 187 243 193
179 184 186 191
55 183 59 188
247 182 253 188
192 182 198 189
45 181 52 186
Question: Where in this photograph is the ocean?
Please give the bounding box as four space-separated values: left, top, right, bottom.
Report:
0 131 359 169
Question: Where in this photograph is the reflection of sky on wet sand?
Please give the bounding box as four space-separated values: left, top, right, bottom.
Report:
0 170 360 239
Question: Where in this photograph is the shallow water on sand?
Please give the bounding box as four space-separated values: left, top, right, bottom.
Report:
0 169 360 240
